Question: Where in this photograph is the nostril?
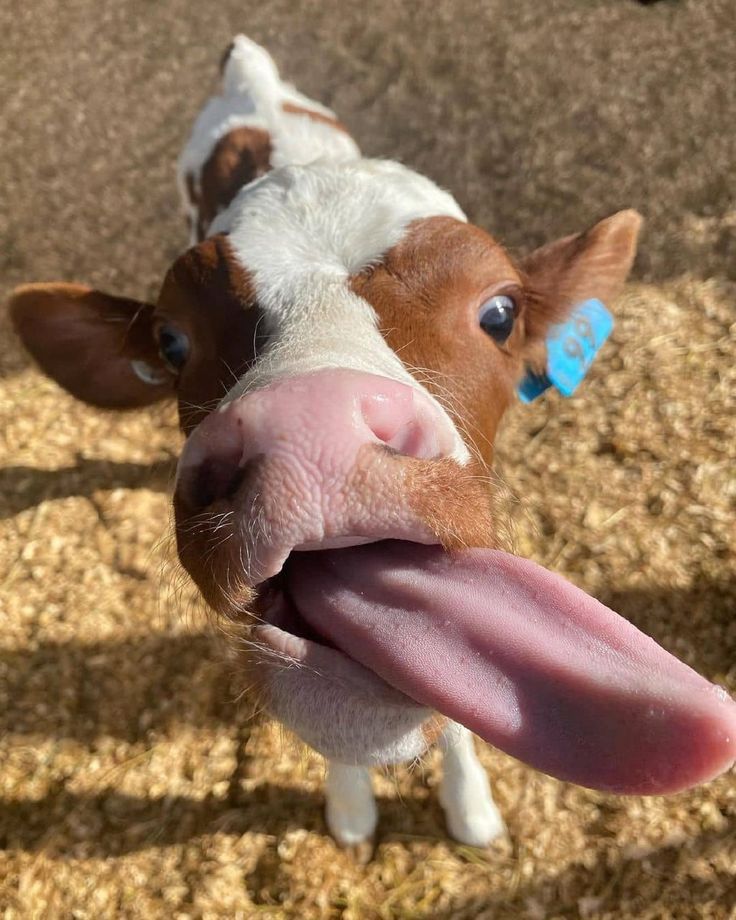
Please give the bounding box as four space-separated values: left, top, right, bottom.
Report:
386 419 433 458
361 393 409 446
180 451 245 511
360 389 445 460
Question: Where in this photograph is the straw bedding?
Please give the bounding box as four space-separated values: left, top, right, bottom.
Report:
1 0 734 916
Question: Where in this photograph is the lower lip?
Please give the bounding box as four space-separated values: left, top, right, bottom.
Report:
253 619 419 704
252 554 421 705
255 563 337 648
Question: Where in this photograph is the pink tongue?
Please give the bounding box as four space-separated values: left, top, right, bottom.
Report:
288 542 736 794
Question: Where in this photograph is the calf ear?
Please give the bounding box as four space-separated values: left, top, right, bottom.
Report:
519 209 642 360
8 282 175 409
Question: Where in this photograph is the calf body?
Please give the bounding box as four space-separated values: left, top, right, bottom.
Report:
10 36 736 850
176 39 502 843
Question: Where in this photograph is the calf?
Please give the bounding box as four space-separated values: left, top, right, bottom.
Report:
10 36 736 849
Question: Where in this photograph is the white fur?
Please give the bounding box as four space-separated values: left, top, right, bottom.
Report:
438 724 506 847
322 724 505 847
261 653 434 766
181 35 499 846
212 160 470 465
325 763 378 846
177 34 360 243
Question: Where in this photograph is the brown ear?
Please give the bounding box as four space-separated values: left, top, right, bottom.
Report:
520 209 642 352
9 283 175 409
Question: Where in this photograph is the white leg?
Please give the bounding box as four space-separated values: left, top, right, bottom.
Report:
438 723 506 847
325 761 378 847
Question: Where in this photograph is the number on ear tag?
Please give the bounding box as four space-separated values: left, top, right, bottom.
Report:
517 298 613 403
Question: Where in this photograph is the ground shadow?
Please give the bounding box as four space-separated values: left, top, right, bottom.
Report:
0 456 176 519
0 784 327 857
2 579 733 745
1 576 734 873
423 818 736 919
0 577 733 872
0 633 232 742
2 778 734 919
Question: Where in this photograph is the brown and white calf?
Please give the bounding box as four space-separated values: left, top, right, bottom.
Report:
10 35 736 848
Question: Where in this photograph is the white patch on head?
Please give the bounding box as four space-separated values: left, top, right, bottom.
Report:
212 159 470 463
176 37 476 764
176 33 359 236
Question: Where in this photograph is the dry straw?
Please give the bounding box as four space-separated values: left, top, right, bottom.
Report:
1 278 734 918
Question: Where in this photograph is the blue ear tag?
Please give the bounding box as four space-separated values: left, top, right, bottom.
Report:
516 298 613 403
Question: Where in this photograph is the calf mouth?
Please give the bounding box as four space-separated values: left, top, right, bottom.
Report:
247 541 439 764
255 554 335 648
249 540 431 704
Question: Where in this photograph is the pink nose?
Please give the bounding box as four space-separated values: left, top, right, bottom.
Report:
175 369 457 513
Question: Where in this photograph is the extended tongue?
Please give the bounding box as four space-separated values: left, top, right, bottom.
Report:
288 543 736 794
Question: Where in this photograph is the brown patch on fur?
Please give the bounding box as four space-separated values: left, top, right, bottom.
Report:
350 443 502 550
351 217 526 467
196 127 273 240
9 283 174 409
156 233 267 433
422 713 448 747
7 233 267 421
518 209 642 351
159 237 266 614
352 211 642 465
405 456 505 551
282 101 351 134
174 454 267 617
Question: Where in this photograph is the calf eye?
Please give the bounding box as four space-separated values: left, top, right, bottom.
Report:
157 324 190 372
479 294 517 344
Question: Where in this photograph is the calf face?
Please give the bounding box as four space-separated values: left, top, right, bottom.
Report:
10 46 736 799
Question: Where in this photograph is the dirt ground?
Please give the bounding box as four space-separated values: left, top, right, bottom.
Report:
1 0 735 917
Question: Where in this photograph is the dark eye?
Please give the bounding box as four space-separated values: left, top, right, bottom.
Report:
157 324 190 372
479 294 517 344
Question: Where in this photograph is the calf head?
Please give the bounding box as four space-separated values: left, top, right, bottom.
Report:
10 160 736 791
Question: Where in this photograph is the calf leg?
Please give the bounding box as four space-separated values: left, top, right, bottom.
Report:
438 723 506 847
325 761 377 846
